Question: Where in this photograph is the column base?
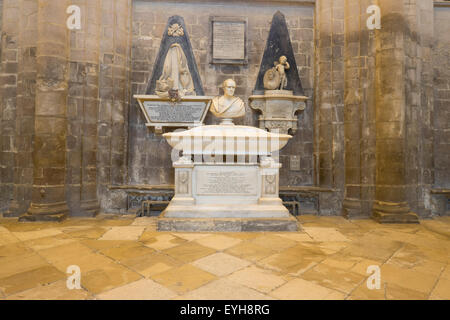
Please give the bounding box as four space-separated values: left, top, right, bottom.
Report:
19 201 69 222
79 200 100 217
342 198 364 219
3 210 20 218
372 201 419 224
3 209 20 218
3 200 28 218
19 213 67 222
3 211 18 218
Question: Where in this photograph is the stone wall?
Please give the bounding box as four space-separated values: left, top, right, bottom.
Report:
0 1 2 60
66 0 102 216
96 0 132 213
340 0 376 219
432 3 450 214
12 0 37 217
403 0 434 217
0 0 449 219
433 5 450 187
0 0 37 216
314 0 346 215
0 0 4 212
129 1 316 190
0 0 133 217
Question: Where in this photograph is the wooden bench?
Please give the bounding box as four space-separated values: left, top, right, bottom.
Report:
141 200 170 216
282 200 301 216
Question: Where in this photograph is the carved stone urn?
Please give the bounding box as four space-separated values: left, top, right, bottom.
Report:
249 90 308 135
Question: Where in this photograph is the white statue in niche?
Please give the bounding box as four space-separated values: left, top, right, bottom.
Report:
275 55 290 89
156 43 195 99
210 79 245 122
263 55 290 90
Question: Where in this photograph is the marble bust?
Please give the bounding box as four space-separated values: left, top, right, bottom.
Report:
210 79 245 120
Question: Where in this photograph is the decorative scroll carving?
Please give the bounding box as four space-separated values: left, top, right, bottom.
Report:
249 94 307 134
265 175 277 194
178 171 189 194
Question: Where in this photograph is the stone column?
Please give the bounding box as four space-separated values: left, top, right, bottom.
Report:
5 0 38 217
342 0 362 218
314 0 345 215
372 0 418 223
97 0 132 213
67 0 101 216
342 0 376 218
20 0 70 221
0 0 20 214
432 1 450 215
403 0 434 217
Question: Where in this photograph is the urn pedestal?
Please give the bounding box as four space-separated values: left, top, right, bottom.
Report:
249 90 308 134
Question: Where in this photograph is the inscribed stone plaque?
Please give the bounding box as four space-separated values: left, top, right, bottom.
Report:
196 166 258 196
143 101 206 123
212 20 246 62
290 155 300 171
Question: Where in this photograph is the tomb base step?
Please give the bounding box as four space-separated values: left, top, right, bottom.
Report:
157 212 299 232
162 203 291 218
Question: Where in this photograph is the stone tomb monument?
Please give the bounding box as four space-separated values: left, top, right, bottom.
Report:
136 15 298 231
250 11 308 135
249 55 307 135
158 79 298 232
135 16 211 134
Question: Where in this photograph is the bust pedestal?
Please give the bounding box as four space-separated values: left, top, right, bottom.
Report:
159 124 299 231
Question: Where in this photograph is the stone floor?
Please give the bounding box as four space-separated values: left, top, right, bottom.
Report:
0 214 449 300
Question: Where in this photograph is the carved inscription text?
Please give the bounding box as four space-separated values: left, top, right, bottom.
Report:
196 167 257 195
212 21 245 60
143 101 205 123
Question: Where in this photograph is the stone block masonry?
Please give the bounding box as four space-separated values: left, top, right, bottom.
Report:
66 0 102 217
129 1 315 194
0 0 449 220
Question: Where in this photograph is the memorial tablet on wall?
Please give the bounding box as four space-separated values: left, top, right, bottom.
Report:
135 95 211 134
210 17 248 64
136 15 211 134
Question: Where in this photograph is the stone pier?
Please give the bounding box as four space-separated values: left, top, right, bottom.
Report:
372 0 419 223
20 0 71 221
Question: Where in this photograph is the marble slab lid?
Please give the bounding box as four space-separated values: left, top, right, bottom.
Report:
163 125 292 154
